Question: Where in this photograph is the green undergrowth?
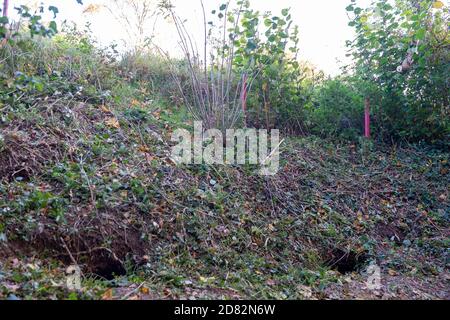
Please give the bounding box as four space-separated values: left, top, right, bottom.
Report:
0 94 448 299
0 33 448 300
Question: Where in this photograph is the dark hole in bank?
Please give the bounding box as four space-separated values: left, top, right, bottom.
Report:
325 249 368 274
89 255 127 280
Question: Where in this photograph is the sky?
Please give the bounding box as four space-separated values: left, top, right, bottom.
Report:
7 0 377 75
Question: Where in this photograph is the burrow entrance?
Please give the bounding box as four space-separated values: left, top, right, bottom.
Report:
324 249 369 274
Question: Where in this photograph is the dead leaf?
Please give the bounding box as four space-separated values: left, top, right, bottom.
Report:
106 117 120 129
101 288 113 300
140 287 150 295
388 269 397 276
138 145 150 153
100 105 111 113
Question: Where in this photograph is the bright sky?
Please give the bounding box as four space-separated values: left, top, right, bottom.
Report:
9 0 376 75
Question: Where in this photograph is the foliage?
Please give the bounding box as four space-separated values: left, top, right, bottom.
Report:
0 26 127 109
346 0 449 145
0 0 449 301
231 1 323 132
0 1 83 40
159 0 247 131
308 78 364 141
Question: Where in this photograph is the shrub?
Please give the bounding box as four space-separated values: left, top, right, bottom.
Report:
0 26 130 108
308 79 364 141
347 0 450 145
232 3 312 132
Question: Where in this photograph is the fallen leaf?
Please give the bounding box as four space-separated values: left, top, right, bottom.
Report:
100 105 111 113
138 145 150 153
101 288 113 300
106 117 120 129
140 287 150 295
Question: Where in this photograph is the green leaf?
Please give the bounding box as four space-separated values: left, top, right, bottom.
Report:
49 21 58 33
34 81 44 92
48 6 59 19
416 28 426 40
246 40 257 50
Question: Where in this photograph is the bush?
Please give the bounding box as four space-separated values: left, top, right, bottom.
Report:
0 26 138 108
347 0 449 145
307 79 364 141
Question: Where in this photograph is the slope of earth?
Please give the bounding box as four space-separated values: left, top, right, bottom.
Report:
0 98 448 300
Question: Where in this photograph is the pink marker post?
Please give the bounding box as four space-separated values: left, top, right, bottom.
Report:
364 97 370 138
242 74 248 127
